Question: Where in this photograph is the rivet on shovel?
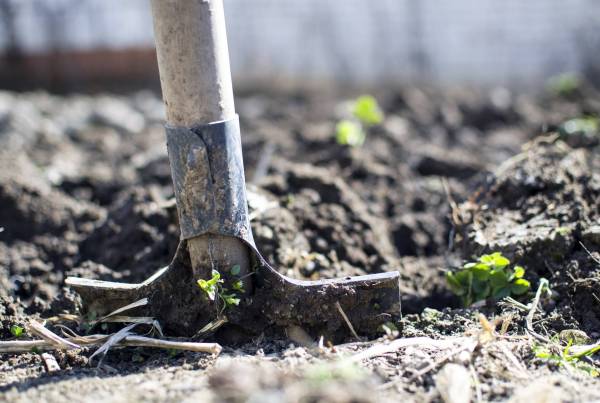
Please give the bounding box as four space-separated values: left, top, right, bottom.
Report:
66 0 401 340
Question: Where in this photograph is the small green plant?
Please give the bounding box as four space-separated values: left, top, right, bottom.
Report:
336 120 365 147
336 95 384 147
546 73 581 97
559 116 599 138
10 325 24 337
197 269 222 301
197 268 243 314
446 252 531 306
352 95 384 125
534 340 600 377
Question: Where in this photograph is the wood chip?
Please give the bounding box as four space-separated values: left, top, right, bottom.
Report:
41 352 60 373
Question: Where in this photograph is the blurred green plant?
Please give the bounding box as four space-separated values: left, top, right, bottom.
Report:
336 95 384 147
352 95 384 125
534 340 600 377
305 360 367 384
546 73 581 97
559 116 599 138
446 252 530 307
336 120 365 147
10 325 24 337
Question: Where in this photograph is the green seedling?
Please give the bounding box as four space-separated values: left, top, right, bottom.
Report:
534 340 600 377
231 279 244 292
197 269 222 301
559 116 599 138
352 95 384 126
546 73 581 97
230 265 241 276
446 252 531 307
335 95 384 147
197 267 243 314
336 120 365 147
10 325 24 338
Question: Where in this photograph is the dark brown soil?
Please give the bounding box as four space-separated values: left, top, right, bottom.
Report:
1 85 600 402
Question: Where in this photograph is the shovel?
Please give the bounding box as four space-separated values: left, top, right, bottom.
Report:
66 0 400 341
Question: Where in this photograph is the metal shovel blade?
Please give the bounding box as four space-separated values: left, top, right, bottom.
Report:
66 241 400 339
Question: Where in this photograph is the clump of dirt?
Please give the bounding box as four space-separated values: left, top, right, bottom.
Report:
458 139 600 336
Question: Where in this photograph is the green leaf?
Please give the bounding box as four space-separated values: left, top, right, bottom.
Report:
206 270 222 286
197 271 222 301
471 264 491 281
336 120 365 147
352 95 383 125
446 272 465 296
482 252 510 268
232 280 244 292
513 266 525 279
463 262 477 269
197 279 216 300
511 278 531 295
479 254 494 264
10 325 24 337
454 270 471 284
472 279 490 296
492 286 511 300
489 269 509 288
222 293 240 306
230 265 241 276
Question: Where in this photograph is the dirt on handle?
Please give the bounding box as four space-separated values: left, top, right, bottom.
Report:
1 85 600 402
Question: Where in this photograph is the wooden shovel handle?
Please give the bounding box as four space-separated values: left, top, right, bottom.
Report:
151 0 250 279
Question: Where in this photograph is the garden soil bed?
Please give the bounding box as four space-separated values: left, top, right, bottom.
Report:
1 85 600 402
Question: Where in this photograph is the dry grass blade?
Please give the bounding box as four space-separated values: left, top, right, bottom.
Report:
27 320 80 350
579 241 600 266
93 298 149 324
526 279 551 343
351 336 465 363
96 316 164 337
335 301 361 341
89 323 139 366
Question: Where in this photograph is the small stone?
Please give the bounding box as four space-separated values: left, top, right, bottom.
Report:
435 363 472 403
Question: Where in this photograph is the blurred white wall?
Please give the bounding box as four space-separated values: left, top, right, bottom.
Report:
1 0 600 87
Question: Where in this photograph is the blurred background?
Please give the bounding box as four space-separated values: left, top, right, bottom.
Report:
1 0 600 91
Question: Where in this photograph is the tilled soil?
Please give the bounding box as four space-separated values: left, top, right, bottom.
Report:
1 85 600 402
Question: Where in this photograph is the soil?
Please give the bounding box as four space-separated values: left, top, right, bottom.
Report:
1 85 600 402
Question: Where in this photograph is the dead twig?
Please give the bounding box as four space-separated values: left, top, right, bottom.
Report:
27 320 80 350
526 279 551 343
119 336 222 354
579 241 600 266
335 301 361 342
0 334 222 355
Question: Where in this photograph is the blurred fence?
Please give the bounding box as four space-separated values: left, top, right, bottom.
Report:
1 0 600 89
